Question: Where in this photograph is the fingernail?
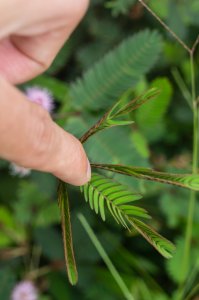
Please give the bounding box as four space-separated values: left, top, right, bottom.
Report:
86 159 91 181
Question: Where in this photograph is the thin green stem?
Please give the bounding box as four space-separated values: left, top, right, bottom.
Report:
171 68 192 109
138 0 191 54
181 51 198 296
191 53 198 173
184 282 199 300
183 262 199 297
78 213 134 300
182 191 196 274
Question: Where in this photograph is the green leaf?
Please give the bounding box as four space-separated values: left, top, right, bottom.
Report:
70 30 162 110
80 174 175 259
149 0 169 19
58 182 78 285
109 88 159 119
166 238 188 283
80 88 159 143
91 164 199 191
131 131 150 159
0 206 14 247
80 173 149 228
129 218 175 259
136 77 173 141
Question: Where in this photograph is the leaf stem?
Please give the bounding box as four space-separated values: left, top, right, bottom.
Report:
91 163 199 191
181 47 199 291
191 53 198 173
79 112 108 144
78 213 134 300
171 68 192 109
136 2 199 295
79 88 159 144
58 182 78 285
137 0 191 54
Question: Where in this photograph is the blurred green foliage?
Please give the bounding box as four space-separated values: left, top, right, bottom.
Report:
0 0 199 299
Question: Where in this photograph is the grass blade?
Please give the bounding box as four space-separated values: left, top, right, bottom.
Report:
78 213 134 300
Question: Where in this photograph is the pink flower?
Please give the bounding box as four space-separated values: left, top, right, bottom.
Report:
25 86 54 113
10 162 31 177
11 281 38 300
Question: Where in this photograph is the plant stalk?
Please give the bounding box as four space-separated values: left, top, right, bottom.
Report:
181 51 198 290
78 213 134 300
137 0 191 53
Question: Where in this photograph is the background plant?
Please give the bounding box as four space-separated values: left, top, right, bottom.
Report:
0 1 198 299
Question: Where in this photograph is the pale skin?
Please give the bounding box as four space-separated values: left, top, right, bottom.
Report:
0 0 91 186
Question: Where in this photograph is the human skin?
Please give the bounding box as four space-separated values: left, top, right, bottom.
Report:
0 0 91 186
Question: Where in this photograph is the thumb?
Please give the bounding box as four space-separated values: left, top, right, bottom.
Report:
0 77 91 185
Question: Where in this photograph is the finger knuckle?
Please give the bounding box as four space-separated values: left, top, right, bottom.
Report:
39 59 52 73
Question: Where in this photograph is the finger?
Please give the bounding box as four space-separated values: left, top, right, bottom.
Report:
0 0 89 38
0 76 91 185
0 30 72 84
0 0 89 84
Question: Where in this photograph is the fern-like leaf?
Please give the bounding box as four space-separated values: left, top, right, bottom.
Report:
101 87 159 130
70 30 162 110
80 88 159 143
81 173 175 258
58 182 78 285
80 173 149 229
129 218 175 259
91 164 199 191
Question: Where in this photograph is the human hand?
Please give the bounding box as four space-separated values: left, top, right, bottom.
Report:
0 0 91 185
